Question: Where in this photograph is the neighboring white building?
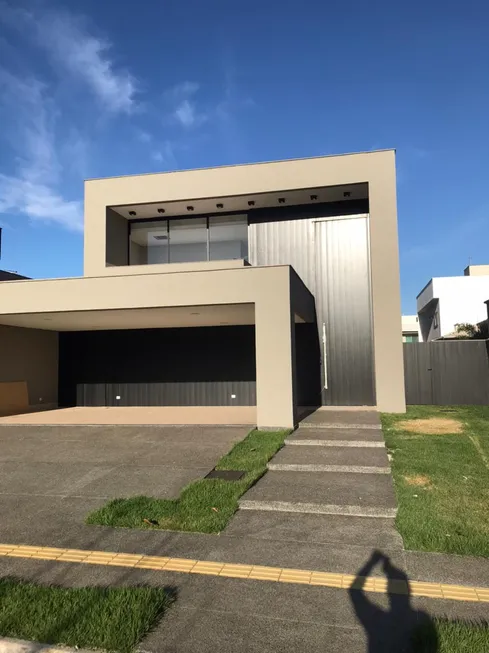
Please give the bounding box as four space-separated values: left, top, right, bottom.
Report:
417 265 489 341
402 315 420 342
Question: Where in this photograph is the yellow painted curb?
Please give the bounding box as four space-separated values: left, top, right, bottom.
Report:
0 543 487 603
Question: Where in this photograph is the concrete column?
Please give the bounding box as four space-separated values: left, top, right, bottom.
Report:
255 291 295 430
369 153 406 412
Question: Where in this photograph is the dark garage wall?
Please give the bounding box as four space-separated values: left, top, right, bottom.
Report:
59 326 256 407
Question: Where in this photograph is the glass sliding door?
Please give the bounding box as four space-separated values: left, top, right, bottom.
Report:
169 218 207 263
130 220 169 265
209 215 248 261
129 214 248 266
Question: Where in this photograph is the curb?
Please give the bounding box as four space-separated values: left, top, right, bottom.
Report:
0 638 94 653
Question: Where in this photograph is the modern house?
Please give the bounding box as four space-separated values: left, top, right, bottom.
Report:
401 315 420 342
417 265 489 342
0 150 405 428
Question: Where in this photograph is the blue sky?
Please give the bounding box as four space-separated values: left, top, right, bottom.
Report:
0 0 487 313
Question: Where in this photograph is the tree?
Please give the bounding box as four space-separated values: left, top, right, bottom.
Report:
454 323 480 339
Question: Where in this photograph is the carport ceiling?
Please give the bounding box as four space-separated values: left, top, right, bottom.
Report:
0 304 257 331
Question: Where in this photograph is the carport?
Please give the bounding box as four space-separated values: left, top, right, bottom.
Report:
0 264 316 429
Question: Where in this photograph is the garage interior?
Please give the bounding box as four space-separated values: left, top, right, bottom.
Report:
0 301 320 424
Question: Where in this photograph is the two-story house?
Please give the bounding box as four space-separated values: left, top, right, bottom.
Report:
0 150 405 428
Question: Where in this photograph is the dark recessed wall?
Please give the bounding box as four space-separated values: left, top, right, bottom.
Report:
58 326 256 407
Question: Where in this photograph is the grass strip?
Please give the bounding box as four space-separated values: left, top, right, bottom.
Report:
412 618 489 652
382 405 489 557
86 428 289 533
0 577 170 653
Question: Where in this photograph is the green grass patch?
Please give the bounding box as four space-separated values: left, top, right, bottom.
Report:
0 578 170 653
412 618 489 652
86 428 289 533
382 406 489 557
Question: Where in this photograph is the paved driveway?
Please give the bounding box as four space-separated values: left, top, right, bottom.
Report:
0 424 247 544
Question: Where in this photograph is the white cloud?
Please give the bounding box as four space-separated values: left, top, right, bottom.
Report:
136 129 152 143
165 81 207 128
0 3 137 113
0 70 83 232
151 142 178 169
166 81 200 101
174 99 198 127
0 176 83 231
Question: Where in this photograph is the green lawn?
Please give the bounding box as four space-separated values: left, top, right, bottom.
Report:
382 405 489 557
412 618 489 653
86 428 289 533
0 578 170 653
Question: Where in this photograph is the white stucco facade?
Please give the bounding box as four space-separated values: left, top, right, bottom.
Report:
401 315 420 341
417 268 489 341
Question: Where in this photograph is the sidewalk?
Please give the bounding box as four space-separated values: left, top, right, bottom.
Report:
1 544 488 653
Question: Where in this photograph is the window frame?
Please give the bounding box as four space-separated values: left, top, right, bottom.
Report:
128 212 249 266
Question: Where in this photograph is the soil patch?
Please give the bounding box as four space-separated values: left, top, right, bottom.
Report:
404 474 432 488
398 418 463 435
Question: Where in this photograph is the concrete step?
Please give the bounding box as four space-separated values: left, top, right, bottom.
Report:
240 470 397 514
268 464 390 474
299 410 381 429
272 444 389 467
239 500 397 519
286 439 385 448
290 427 385 442
224 510 403 549
299 421 381 430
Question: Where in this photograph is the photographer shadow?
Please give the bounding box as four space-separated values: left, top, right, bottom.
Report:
349 550 438 653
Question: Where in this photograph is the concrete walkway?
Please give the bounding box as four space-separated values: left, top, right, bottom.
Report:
239 410 399 519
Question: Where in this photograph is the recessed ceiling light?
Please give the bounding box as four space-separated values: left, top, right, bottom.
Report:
187 206 194 211
248 200 255 207
157 208 165 214
343 191 351 198
129 210 137 216
278 198 285 204
310 194 318 201
216 203 224 209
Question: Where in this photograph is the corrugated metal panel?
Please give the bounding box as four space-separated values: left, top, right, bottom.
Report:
250 212 375 406
404 341 489 405
78 382 256 406
403 343 433 404
314 218 375 405
249 217 316 290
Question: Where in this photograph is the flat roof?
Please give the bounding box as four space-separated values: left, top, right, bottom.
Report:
85 148 396 182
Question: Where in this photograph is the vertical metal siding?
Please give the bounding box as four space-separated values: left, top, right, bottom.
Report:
249 218 317 290
249 212 375 406
403 343 433 404
314 218 375 405
79 381 256 406
404 341 489 405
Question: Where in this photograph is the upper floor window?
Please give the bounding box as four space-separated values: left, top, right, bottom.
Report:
129 214 248 266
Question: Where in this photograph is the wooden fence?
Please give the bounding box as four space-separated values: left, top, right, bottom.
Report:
403 341 489 405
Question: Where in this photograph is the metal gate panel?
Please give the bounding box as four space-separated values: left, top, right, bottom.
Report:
403 341 489 405
403 343 433 404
